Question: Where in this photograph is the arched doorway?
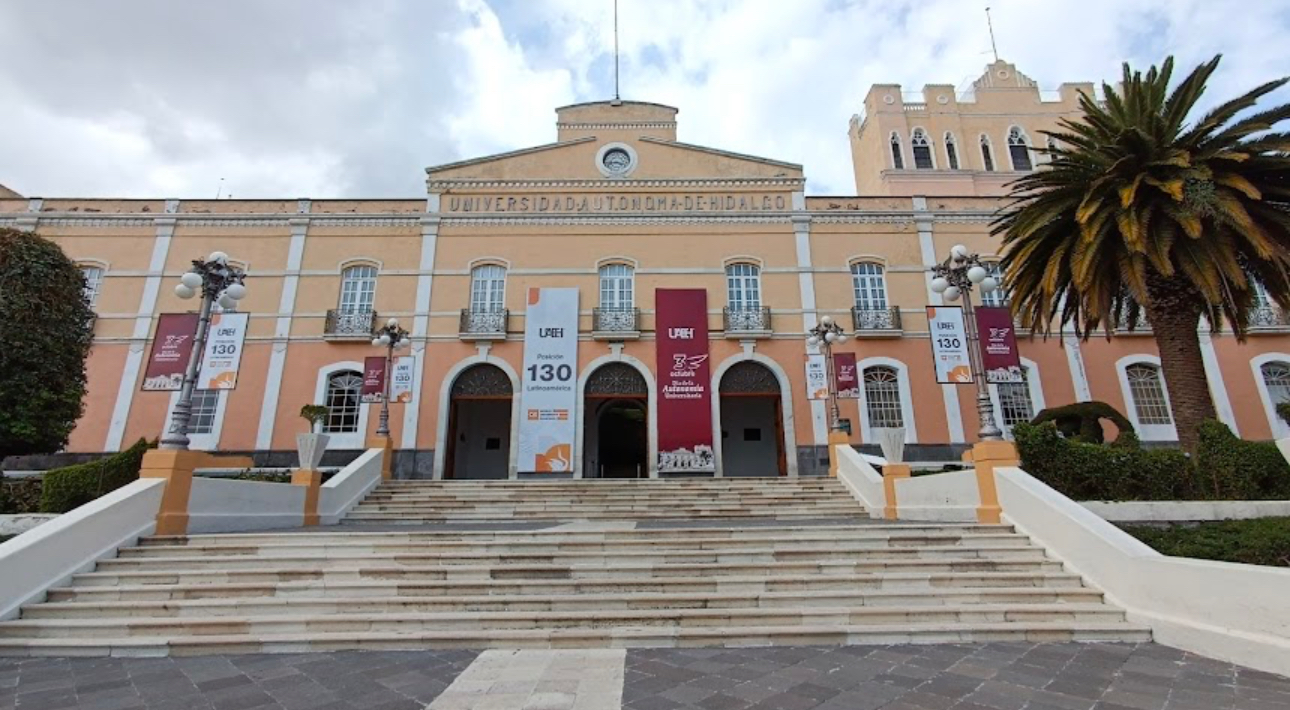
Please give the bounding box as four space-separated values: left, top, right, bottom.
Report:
584 363 648 478
445 364 513 479
718 361 786 477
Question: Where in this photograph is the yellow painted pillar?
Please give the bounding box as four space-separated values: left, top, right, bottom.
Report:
971 440 1019 525
826 430 850 478
139 449 204 536
366 435 395 481
881 463 912 520
291 469 323 526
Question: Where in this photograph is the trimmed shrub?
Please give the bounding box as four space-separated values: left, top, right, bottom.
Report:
39 438 152 513
1013 422 1191 501
1122 518 1290 567
1029 401 1134 444
1195 420 1290 501
0 477 43 514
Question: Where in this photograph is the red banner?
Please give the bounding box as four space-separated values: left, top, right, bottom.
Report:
655 289 715 472
834 352 859 399
975 306 1023 383
360 356 387 403
141 314 199 391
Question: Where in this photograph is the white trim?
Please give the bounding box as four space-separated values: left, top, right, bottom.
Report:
595 255 639 269
594 142 639 179
1115 355 1178 441
337 257 383 273
255 220 307 449
979 134 996 172
163 390 229 451
314 361 371 450
467 256 512 270
403 219 439 448
913 202 965 443
711 353 800 478
1062 336 1092 402
943 131 961 170
909 127 937 169
574 354 658 479
432 356 522 480
105 219 174 451
792 218 828 446
1251 353 1290 439
888 131 906 170
1199 335 1239 435
988 358 1046 439
855 357 918 443
721 255 766 269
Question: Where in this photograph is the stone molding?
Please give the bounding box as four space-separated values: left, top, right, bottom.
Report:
428 177 805 190
443 214 791 227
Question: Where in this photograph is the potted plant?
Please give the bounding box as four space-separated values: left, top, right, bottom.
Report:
297 404 330 471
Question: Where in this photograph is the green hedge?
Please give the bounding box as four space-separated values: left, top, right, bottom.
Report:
1013 422 1191 501
1014 419 1290 502
1122 518 1290 567
39 438 152 513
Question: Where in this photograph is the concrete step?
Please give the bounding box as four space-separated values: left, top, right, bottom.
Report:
0 621 1153 657
48 571 1090 601
0 604 1133 639
25 588 1111 618
341 511 868 522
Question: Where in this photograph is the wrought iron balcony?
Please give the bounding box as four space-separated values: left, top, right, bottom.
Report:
851 306 901 335
1248 305 1290 333
723 306 771 338
1114 311 1152 335
324 309 378 339
593 307 641 340
460 308 508 340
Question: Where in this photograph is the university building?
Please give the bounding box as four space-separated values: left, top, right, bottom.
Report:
4 60 1289 478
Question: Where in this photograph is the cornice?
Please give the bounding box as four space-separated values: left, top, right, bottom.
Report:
442 214 792 227
428 177 805 191
812 213 917 224
556 121 675 129
309 217 421 227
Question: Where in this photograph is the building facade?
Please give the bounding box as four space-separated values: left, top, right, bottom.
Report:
4 62 1289 478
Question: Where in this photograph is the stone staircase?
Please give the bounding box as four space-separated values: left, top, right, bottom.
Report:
0 478 1149 656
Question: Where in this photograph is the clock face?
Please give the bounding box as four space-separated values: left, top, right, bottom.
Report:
602 148 632 173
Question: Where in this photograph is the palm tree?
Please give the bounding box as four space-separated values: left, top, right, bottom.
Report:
995 56 1290 453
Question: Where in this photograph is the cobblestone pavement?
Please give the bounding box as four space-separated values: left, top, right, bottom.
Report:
2 644 1288 710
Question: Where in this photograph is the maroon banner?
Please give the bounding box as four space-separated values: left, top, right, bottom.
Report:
360 356 387 403
655 289 715 472
834 352 860 399
141 314 199 391
975 306 1023 383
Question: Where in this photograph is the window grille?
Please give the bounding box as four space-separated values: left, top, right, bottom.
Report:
339 265 376 313
850 262 889 310
187 390 220 435
1126 364 1172 425
599 263 634 309
324 371 364 433
726 263 762 310
470 265 506 312
911 129 933 169
1262 362 1290 409
864 366 904 428
997 369 1034 428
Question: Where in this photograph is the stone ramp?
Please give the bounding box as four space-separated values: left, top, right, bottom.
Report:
0 479 1148 656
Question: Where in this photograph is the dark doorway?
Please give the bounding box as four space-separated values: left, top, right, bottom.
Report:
583 362 649 478
718 361 786 477
445 364 513 480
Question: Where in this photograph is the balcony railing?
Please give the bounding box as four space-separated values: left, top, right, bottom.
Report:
593 307 640 339
324 309 378 339
851 306 901 334
723 306 771 337
1249 305 1290 332
1114 312 1152 334
460 308 508 339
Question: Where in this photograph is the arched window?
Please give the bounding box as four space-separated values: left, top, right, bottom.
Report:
338 264 377 313
323 370 364 434
1045 137 1059 164
470 264 507 312
1262 362 1290 409
1126 363 1172 426
944 133 960 170
980 135 995 172
911 129 934 169
599 263 634 309
980 261 1007 308
725 263 762 310
889 132 904 169
851 262 889 311
80 264 104 308
1008 127 1033 171
996 368 1035 429
863 366 905 428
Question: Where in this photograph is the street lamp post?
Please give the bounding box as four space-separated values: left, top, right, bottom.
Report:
929 244 1003 441
161 251 247 450
806 315 850 433
371 318 411 438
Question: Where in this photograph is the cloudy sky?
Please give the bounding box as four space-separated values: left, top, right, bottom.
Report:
1 0 1287 198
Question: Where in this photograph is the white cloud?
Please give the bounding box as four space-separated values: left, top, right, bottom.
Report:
0 0 1287 197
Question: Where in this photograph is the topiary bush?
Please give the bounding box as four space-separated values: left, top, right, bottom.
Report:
0 228 95 461
0 477 43 514
1013 421 1192 501
39 438 152 513
1029 401 1135 445
1194 420 1290 501
1122 518 1290 567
